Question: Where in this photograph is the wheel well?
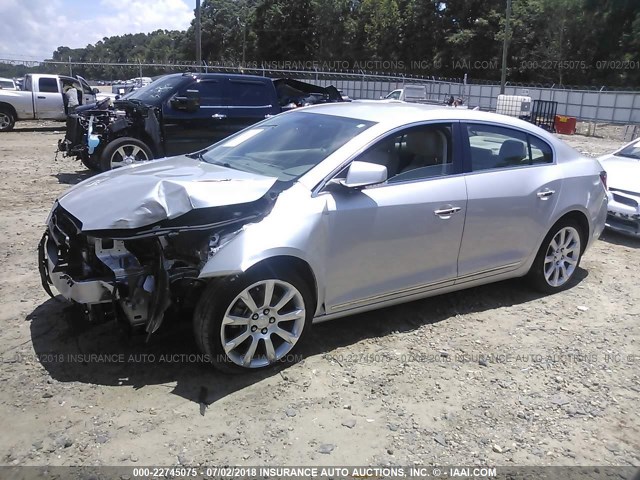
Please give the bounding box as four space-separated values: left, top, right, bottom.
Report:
555 210 590 252
0 102 17 117
112 133 155 156
137 132 158 158
249 256 319 310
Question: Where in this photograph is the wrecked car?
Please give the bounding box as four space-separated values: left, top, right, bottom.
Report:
597 137 640 236
40 103 607 372
58 72 344 171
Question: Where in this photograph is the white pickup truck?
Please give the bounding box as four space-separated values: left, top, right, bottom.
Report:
0 74 97 131
383 85 430 102
382 85 470 109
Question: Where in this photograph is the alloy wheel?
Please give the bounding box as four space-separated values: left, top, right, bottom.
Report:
543 226 581 287
220 279 306 368
110 144 150 169
0 113 11 130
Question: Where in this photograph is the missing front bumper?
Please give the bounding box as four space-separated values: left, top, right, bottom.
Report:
606 213 640 237
38 232 115 304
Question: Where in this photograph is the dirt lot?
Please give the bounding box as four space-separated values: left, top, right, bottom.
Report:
0 121 638 469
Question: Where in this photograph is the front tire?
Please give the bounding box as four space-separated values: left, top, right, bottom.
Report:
193 266 313 373
99 137 153 171
81 154 102 172
528 220 584 293
0 108 15 132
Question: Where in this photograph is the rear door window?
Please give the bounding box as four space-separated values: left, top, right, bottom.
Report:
528 135 554 165
226 79 273 107
38 77 59 93
466 124 554 171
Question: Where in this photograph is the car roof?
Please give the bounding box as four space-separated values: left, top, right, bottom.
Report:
163 72 269 82
301 101 578 158
303 101 540 129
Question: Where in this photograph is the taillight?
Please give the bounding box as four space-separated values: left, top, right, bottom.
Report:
599 170 607 190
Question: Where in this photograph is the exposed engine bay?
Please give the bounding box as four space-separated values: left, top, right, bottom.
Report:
39 190 277 337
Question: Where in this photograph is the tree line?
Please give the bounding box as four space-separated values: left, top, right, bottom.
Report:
2 0 639 87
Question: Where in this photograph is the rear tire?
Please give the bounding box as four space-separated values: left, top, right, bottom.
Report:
528 219 584 293
193 265 314 373
0 108 15 132
99 137 153 171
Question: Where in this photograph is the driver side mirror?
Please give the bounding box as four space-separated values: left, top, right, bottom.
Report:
340 161 388 188
92 88 99 94
170 90 200 112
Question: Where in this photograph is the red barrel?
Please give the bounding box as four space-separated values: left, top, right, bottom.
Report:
555 115 577 135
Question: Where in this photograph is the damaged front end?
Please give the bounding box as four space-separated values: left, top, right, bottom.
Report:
39 192 275 337
58 99 160 169
606 188 640 237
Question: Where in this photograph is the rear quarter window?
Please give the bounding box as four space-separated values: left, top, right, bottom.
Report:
528 135 553 165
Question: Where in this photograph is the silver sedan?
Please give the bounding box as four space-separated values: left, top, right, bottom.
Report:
39 103 608 371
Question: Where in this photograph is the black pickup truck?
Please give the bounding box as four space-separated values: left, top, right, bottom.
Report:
60 73 344 171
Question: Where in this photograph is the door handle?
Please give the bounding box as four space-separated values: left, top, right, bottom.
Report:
211 113 227 119
536 189 555 199
434 206 462 217
37 96 46 99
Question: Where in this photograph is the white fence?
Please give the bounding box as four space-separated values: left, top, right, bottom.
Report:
307 76 640 124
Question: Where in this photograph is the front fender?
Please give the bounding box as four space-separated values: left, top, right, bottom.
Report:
197 186 330 313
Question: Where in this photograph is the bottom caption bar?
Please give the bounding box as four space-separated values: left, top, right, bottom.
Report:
1 465 638 480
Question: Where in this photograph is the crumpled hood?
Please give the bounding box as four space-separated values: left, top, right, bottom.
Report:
598 154 640 194
57 155 278 231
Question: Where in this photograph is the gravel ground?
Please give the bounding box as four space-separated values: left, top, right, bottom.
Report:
0 121 638 468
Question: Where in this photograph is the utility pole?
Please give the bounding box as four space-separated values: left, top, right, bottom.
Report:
195 0 202 71
237 15 247 67
242 21 246 67
500 0 512 94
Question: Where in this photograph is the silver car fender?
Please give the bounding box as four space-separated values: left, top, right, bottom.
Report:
198 184 329 314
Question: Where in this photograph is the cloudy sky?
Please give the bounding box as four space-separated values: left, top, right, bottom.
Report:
0 0 194 61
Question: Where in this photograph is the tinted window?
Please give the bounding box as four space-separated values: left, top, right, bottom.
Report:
38 78 59 93
185 80 222 106
227 80 272 107
202 112 375 182
354 124 454 183
467 124 552 171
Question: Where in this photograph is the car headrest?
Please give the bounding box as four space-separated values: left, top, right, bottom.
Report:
499 139 527 163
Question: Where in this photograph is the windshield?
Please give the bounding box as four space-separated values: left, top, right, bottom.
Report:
201 112 375 182
615 140 640 159
126 76 186 102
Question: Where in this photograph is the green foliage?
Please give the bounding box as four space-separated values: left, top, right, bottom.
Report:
10 0 638 86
